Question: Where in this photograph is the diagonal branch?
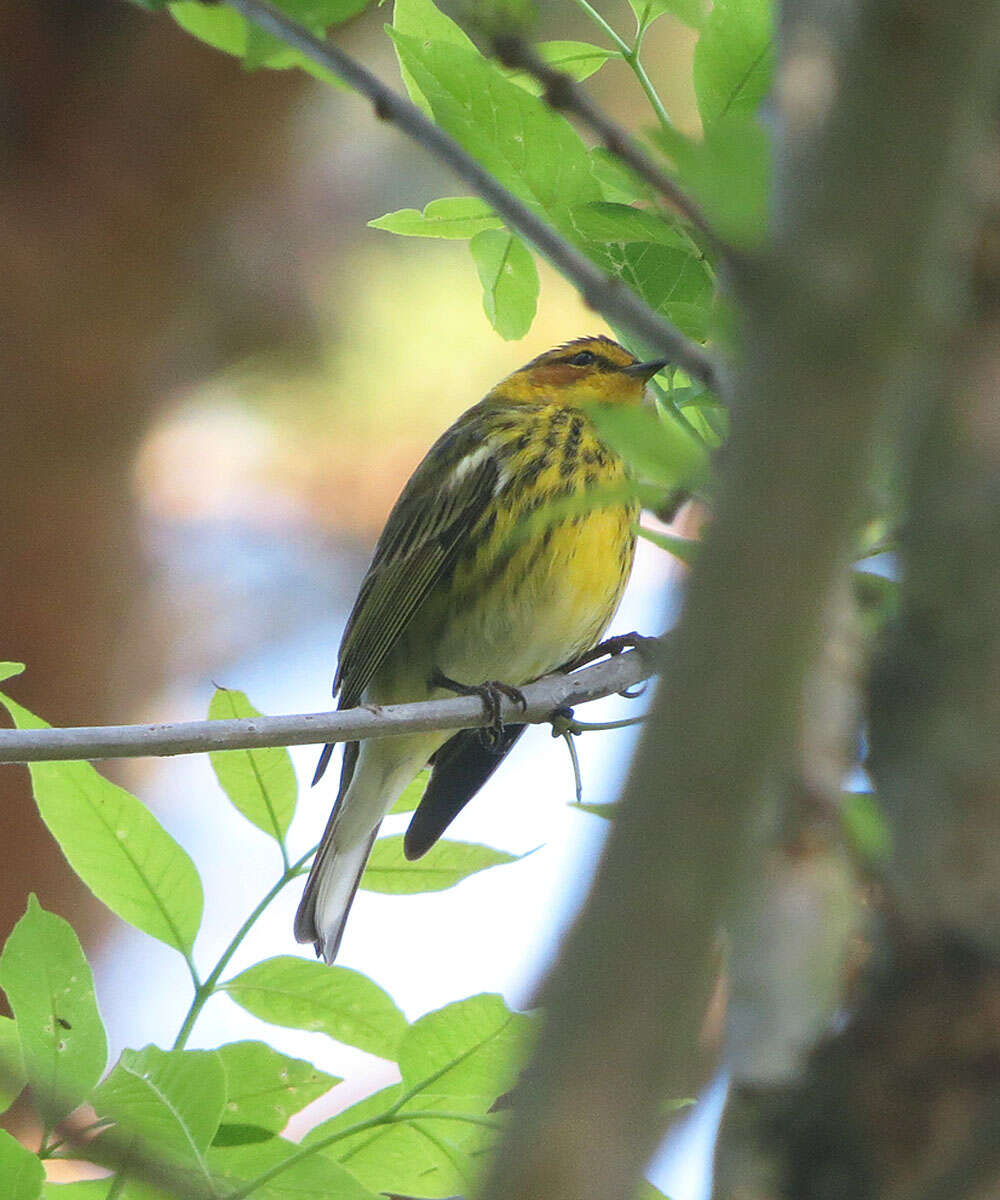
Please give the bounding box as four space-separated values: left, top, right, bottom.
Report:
221 0 720 392
491 34 721 252
0 644 658 764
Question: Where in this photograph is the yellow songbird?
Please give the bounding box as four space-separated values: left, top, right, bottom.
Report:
295 335 666 961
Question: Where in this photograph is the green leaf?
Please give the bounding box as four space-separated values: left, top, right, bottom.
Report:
91 1046 225 1186
572 801 619 819
0 694 203 956
501 40 619 93
0 662 25 683
393 0 478 113
653 117 769 246
242 0 370 71
390 28 601 232
41 1184 114 1199
361 835 519 894
630 0 705 29
398 993 532 1101
842 791 890 862
469 230 539 340
0 897 107 1128
609 241 715 340
853 568 899 626
0 1017 26 1113
570 201 689 249
209 688 297 844
637 526 700 565
693 0 773 127
588 402 708 489
393 0 475 46
589 148 655 204
217 1041 339 1133
636 1182 674 1200
209 1135 380 1199
668 386 729 445
304 1083 495 1198
369 198 503 240
389 768 430 815
169 0 361 85
222 957 407 1059
0 1130 44 1200
169 2 249 55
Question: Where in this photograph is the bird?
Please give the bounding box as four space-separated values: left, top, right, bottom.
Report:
294 335 667 962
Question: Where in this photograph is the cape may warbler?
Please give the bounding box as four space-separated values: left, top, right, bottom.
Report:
295 335 666 961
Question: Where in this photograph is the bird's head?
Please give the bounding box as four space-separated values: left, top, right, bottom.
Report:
490 335 669 406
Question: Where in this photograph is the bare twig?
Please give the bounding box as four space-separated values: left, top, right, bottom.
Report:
0 645 658 764
491 34 721 251
220 0 720 392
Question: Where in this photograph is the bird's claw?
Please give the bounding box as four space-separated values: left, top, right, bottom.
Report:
432 669 527 748
563 631 657 673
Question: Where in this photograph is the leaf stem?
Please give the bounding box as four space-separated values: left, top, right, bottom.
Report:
628 53 672 132
171 844 317 1051
572 0 674 133
569 0 630 54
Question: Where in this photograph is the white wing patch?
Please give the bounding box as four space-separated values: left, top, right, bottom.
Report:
450 444 493 485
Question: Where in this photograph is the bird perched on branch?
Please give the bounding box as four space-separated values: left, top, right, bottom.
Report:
295 335 667 962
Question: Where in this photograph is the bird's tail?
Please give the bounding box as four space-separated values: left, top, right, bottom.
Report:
295 734 443 962
294 817 378 964
295 740 372 964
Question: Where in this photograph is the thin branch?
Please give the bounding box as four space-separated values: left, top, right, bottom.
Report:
490 34 720 250
221 0 720 392
0 645 658 764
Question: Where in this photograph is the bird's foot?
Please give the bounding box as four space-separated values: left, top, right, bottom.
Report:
432 669 527 748
563 631 658 673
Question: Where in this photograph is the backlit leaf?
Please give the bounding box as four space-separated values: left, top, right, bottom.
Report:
0 694 203 955
501 40 618 93
389 769 430 815
362 836 519 893
398 993 531 1101
653 117 769 245
0 1017 26 1114
304 1084 497 1198
390 28 600 231
209 1135 379 1199
216 1041 339 1133
570 202 689 249
629 0 706 30
209 688 297 844
0 1130 44 1200
0 897 107 1128
369 198 502 240
693 0 773 126
223 957 407 1059
92 1047 224 1187
469 230 539 340
637 526 700 565
588 402 708 489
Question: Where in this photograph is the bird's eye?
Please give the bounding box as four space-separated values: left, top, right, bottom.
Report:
567 350 596 366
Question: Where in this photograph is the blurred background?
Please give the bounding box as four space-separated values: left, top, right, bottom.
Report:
1 0 714 1190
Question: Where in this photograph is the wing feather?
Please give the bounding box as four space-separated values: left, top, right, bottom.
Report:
333 437 500 707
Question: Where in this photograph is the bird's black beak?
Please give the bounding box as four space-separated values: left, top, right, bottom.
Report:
622 358 670 381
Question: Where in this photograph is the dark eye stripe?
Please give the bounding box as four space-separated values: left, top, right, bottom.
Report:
563 350 617 369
